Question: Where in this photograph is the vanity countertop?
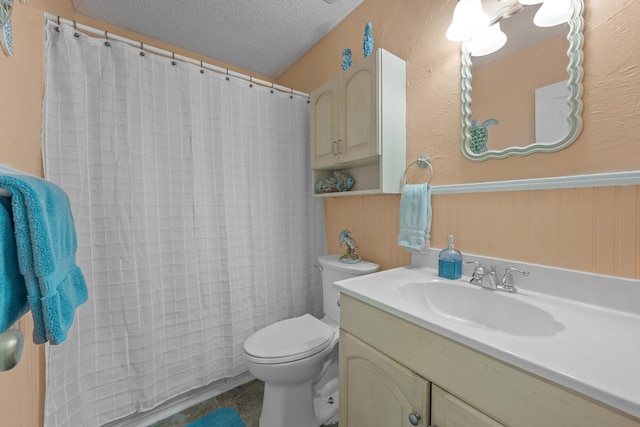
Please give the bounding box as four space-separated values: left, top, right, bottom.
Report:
334 264 640 419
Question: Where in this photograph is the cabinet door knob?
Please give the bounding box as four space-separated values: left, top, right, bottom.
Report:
332 140 338 156
408 412 421 425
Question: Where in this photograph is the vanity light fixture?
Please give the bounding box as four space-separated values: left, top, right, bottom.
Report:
469 22 507 56
533 0 572 27
446 0 490 41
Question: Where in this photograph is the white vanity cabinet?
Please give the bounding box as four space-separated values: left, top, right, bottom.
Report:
340 332 430 426
310 48 406 196
340 330 504 427
339 293 640 427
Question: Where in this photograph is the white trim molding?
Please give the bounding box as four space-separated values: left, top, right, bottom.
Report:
431 170 640 195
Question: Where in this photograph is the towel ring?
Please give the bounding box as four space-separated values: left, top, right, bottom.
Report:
401 155 433 188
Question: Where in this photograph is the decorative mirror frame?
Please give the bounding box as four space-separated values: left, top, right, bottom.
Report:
460 0 585 161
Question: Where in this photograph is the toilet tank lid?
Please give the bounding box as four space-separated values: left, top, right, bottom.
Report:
318 254 379 275
244 314 334 360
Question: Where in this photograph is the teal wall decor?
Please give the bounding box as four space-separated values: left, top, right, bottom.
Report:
341 48 352 70
363 22 373 57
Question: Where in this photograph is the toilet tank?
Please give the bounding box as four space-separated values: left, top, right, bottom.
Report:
317 255 379 323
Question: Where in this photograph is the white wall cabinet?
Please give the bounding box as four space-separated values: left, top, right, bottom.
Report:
310 48 406 196
339 293 640 427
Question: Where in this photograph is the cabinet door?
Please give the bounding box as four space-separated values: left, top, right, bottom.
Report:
339 56 378 164
340 331 430 427
311 78 340 168
431 385 505 427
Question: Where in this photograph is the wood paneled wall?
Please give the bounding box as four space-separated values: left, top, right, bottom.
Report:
324 185 640 279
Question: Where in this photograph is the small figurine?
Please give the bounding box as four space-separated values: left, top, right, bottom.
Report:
315 171 355 194
363 22 373 57
341 48 352 70
338 229 361 263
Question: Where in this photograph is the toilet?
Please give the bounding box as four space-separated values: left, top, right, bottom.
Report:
243 254 379 427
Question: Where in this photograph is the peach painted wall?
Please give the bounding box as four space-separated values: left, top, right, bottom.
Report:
277 0 640 276
0 1 274 425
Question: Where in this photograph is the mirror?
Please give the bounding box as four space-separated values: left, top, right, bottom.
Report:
460 0 584 161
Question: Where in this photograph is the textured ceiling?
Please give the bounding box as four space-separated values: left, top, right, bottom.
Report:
71 0 364 78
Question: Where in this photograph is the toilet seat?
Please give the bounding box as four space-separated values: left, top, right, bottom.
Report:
244 314 335 364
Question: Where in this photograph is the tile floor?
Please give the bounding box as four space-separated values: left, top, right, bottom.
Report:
151 379 338 427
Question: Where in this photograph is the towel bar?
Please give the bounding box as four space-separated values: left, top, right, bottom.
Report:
0 164 33 197
401 155 433 189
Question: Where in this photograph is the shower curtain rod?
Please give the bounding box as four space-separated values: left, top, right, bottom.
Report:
43 12 310 99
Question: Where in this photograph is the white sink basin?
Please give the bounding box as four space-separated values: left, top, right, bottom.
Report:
334 264 640 418
395 280 560 337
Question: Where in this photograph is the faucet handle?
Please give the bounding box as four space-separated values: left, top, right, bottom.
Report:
464 261 484 286
500 267 530 292
463 261 483 275
504 267 529 279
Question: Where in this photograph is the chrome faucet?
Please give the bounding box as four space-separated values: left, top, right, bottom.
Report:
466 262 529 293
486 264 499 290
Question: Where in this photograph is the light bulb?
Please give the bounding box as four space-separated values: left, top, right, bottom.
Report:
469 23 507 57
446 0 491 41
518 0 543 5
534 0 572 27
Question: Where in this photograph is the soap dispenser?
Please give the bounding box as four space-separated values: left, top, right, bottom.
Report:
438 235 462 280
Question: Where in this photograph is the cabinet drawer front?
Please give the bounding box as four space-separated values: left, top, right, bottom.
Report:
432 385 504 427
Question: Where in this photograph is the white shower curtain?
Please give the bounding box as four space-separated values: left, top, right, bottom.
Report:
41 21 326 427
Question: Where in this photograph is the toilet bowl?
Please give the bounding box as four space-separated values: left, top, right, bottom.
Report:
243 254 379 427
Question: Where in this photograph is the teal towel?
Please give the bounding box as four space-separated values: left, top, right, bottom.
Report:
0 174 88 345
397 184 432 252
185 408 246 427
0 198 29 333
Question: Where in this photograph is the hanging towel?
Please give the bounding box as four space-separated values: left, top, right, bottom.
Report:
0 174 88 345
397 183 432 252
0 197 29 333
